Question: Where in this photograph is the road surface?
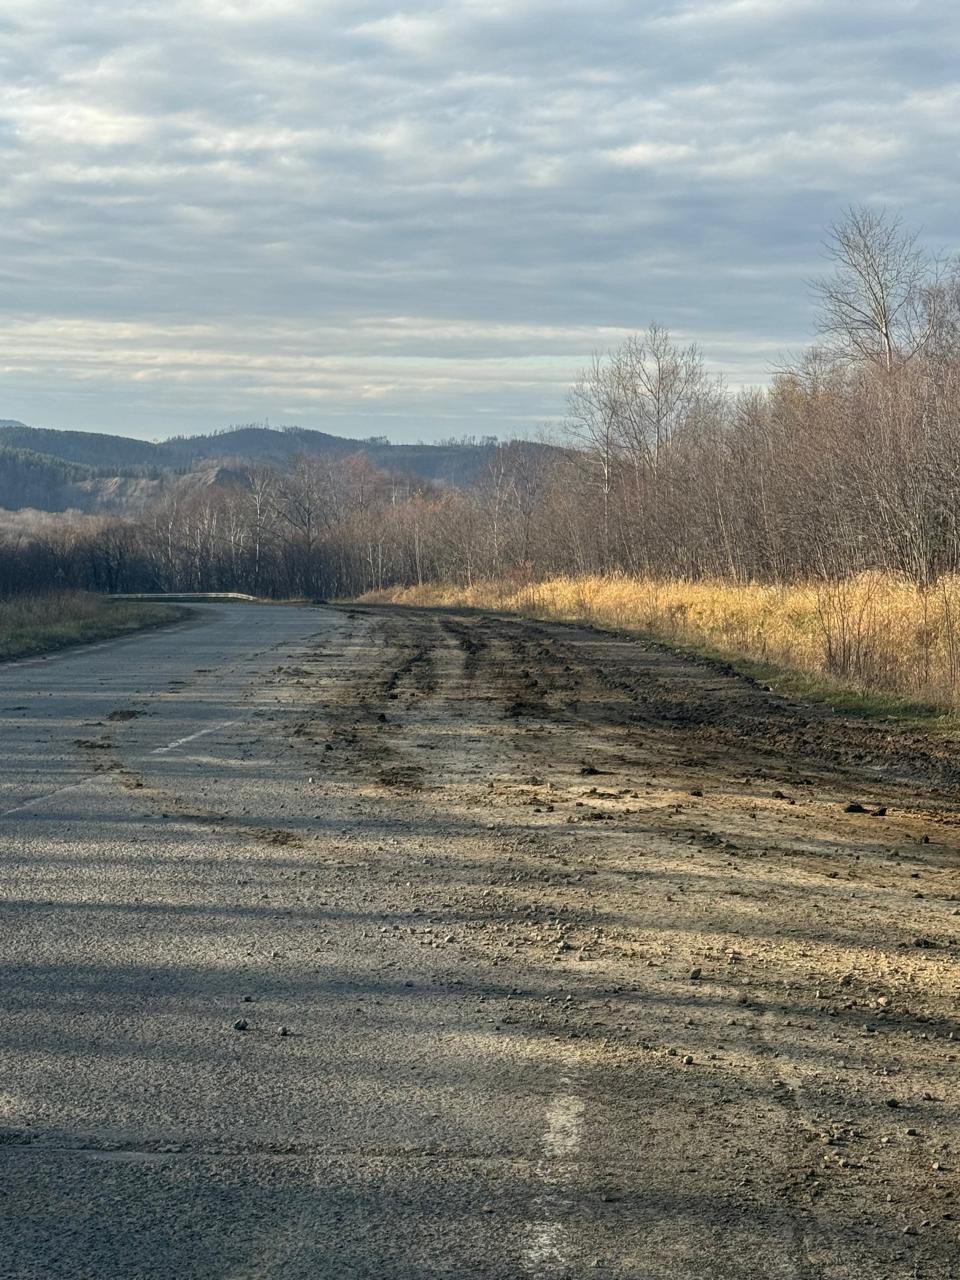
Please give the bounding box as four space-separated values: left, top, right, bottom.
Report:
2 603 958 1278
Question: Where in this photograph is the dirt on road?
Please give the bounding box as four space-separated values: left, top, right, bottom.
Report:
8 601 960 1278
254 604 960 1276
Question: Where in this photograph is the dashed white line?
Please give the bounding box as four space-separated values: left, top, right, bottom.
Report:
1 780 91 819
2 719 244 814
523 1079 585 1276
150 720 241 755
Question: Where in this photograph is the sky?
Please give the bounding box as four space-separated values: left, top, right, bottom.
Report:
1 1 958 444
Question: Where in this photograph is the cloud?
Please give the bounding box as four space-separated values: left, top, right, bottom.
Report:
350 11 451 55
604 142 696 168
0 1 957 440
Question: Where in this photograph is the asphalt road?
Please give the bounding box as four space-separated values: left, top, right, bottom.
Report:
3 602 958 1279
0 605 612 1280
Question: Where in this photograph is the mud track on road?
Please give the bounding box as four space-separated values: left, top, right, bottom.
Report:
251 603 959 1277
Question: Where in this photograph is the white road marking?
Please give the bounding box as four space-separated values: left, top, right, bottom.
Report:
522 1080 585 1276
2 719 244 814
151 720 240 755
542 1089 585 1159
1 780 91 819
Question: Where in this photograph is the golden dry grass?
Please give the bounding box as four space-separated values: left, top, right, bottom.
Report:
362 573 960 715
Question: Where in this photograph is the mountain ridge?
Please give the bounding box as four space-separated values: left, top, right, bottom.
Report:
0 421 555 513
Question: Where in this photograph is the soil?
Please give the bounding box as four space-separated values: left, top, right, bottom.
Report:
278 603 960 1276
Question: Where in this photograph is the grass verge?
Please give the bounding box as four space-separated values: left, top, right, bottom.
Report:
0 591 190 662
359 574 960 730
660 637 946 728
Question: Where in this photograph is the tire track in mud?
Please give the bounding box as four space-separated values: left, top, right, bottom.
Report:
311 606 960 1278
316 614 811 1271
344 613 441 791
437 617 819 1273
433 619 825 1277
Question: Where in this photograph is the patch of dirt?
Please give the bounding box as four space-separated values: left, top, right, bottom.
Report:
376 764 426 790
275 603 960 1275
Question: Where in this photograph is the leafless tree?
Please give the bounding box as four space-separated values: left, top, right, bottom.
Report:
812 205 934 372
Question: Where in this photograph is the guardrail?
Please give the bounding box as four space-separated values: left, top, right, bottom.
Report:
108 592 261 603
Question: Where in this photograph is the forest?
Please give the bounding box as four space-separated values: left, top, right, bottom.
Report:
5 207 960 704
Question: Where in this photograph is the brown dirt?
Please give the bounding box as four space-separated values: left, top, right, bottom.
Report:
277 603 960 1276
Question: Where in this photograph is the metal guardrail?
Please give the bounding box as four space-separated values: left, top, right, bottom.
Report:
108 592 261 603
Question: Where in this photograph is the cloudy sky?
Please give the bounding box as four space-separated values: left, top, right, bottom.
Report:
1 1 958 442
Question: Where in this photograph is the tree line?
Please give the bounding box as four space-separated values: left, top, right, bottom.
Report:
4 206 960 600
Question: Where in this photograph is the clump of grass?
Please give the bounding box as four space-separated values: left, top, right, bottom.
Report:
0 591 187 661
361 572 960 722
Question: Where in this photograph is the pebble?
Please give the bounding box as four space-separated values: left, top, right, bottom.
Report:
233 1019 249 1032
277 1026 289 1037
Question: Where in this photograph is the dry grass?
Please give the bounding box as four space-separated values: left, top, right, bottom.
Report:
0 591 187 661
362 572 960 717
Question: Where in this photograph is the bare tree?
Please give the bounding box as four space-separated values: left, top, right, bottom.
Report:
612 324 710 474
566 354 621 571
812 205 933 372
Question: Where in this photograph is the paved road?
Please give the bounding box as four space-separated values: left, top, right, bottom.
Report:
3 603 957 1278
0 605 612 1280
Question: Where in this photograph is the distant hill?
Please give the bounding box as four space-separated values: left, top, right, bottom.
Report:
0 421 557 513
0 444 169 514
0 422 163 470
0 445 100 512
